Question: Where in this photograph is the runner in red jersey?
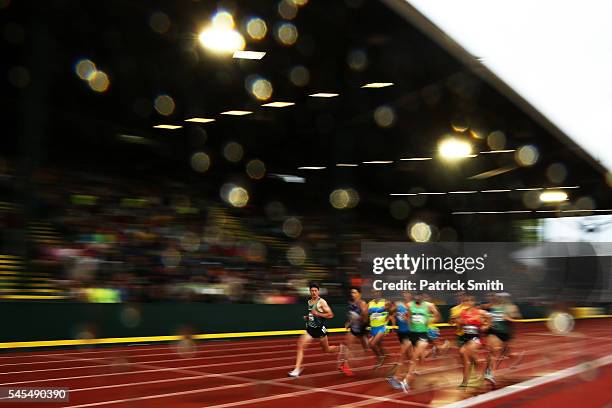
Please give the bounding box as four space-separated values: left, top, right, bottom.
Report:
457 295 490 387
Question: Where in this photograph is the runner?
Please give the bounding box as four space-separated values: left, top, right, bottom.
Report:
388 293 440 393
457 295 490 387
367 289 393 369
423 293 449 359
450 292 470 349
386 291 412 384
288 283 340 377
339 287 368 376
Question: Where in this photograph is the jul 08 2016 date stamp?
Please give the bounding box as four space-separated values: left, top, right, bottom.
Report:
0 387 69 403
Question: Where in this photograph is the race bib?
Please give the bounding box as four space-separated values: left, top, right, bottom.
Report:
412 315 426 324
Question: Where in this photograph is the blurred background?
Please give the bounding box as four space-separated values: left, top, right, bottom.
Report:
1 0 611 309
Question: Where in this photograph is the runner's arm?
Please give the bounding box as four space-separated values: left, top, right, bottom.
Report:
312 299 334 319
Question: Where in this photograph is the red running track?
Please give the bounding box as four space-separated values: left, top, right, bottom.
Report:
0 319 610 407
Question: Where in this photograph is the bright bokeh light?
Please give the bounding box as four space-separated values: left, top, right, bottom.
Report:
88 71 110 92
329 188 359 209
438 138 473 160
289 65 309 86
199 12 245 54
275 23 298 46
540 190 568 203
516 145 539 166
190 152 211 173
246 18 267 40
278 0 298 20
75 59 96 80
283 217 302 238
154 95 175 116
228 186 249 207
409 221 432 242
249 77 273 101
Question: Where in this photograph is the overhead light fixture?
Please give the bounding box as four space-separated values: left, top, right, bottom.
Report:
153 125 182 130
198 12 245 54
298 166 326 170
309 93 339 98
438 138 473 160
452 211 476 215
469 166 515 180
361 82 394 88
270 174 305 183
515 187 544 191
536 210 559 213
480 149 516 154
261 101 295 108
448 191 478 194
363 160 393 164
390 193 417 196
400 157 432 161
220 110 252 116
547 186 580 189
185 118 216 123
539 191 569 202
561 209 592 213
481 189 511 193
336 163 358 167
232 50 266 60
418 192 446 195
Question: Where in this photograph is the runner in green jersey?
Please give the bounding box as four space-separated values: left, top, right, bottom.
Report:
289 283 340 377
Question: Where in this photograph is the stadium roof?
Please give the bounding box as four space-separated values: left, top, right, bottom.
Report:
2 0 611 229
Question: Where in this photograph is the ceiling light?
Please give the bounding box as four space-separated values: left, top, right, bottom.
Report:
452 211 476 215
261 101 295 107
233 50 266 60
220 110 252 116
363 160 393 164
448 191 478 194
515 187 544 191
480 149 516 154
298 166 326 170
481 189 511 193
153 125 182 130
547 186 580 189
438 138 473 160
309 93 339 98
390 193 417 196
185 118 215 123
540 191 569 202
336 163 358 167
361 82 394 88
400 157 432 161
418 192 446 195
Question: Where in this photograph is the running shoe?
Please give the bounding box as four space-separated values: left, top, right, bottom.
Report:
340 363 355 377
399 380 410 394
386 376 402 390
288 368 303 377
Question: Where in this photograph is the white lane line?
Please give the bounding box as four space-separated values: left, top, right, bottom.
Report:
0 342 403 386
0 335 553 375
38 335 602 407
441 354 612 407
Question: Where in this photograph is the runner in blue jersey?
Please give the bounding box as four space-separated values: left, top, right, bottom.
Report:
339 287 368 376
387 291 412 383
288 283 340 377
